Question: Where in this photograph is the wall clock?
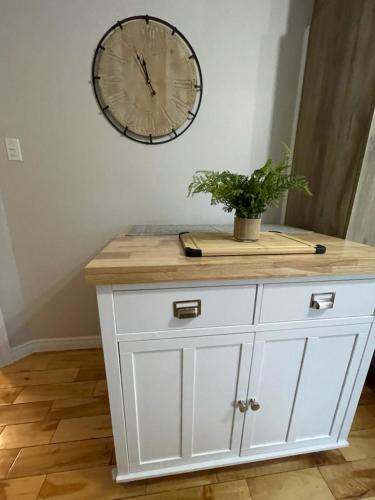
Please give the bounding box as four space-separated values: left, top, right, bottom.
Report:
92 15 203 144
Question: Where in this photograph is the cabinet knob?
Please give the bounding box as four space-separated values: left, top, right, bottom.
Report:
249 398 260 411
237 400 249 413
237 399 261 412
173 300 201 319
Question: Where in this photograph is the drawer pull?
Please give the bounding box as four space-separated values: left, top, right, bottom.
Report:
173 300 201 319
310 292 336 310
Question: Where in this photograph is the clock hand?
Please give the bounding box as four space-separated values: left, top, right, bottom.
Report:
135 53 147 78
134 52 156 96
141 57 151 80
141 56 156 96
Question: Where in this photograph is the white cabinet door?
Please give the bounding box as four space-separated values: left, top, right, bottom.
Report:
241 324 370 457
120 333 253 472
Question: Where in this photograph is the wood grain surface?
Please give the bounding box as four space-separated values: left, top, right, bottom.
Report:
180 231 318 257
84 232 375 285
285 0 375 237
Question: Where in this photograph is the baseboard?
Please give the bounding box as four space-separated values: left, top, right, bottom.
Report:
10 336 102 363
115 440 349 482
11 340 34 362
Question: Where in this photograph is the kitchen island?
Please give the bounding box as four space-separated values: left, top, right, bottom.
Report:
85 228 375 482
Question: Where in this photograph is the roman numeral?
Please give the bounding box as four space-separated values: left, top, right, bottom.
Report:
158 104 174 127
173 79 194 89
105 89 129 105
100 75 124 83
171 96 190 114
141 26 156 46
125 107 137 127
118 37 133 53
106 50 128 64
147 114 156 134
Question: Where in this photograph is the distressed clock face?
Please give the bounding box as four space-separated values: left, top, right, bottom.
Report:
92 15 202 144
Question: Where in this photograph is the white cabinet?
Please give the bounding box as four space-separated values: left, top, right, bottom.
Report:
241 324 369 457
96 278 375 482
119 333 254 473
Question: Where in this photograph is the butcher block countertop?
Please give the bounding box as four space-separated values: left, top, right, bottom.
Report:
85 227 375 285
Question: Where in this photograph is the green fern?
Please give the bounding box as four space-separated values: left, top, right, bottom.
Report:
188 147 311 218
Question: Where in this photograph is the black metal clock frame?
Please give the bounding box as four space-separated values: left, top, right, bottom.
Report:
91 15 203 145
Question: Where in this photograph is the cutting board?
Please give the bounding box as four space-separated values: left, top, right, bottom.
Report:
179 231 326 257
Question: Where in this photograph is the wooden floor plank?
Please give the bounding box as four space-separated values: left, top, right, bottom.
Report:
8 437 114 478
134 480 251 500
51 414 112 443
312 450 346 466
14 381 96 404
45 396 109 421
1 354 49 374
351 405 375 431
0 474 45 500
247 467 334 500
75 367 106 382
45 350 105 371
0 387 23 405
0 449 20 479
216 454 317 482
341 428 375 461
0 421 58 449
37 465 145 499
0 402 51 426
0 368 79 389
146 470 218 494
319 458 375 499
93 380 107 397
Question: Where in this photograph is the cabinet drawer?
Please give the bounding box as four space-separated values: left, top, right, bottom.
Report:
259 280 375 323
113 285 256 334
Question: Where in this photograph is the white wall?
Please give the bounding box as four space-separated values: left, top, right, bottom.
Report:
0 0 313 346
0 192 29 347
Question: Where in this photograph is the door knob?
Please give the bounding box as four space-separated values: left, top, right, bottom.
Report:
249 398 260 411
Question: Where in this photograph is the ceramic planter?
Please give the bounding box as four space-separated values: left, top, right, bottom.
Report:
233 215 261 242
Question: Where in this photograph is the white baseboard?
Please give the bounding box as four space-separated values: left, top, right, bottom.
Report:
11 341 34 362
10 336 102 363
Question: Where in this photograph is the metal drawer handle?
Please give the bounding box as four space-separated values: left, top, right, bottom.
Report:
173 300 201 319
310 292 336 310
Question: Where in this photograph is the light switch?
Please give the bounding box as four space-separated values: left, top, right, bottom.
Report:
5 138 23 161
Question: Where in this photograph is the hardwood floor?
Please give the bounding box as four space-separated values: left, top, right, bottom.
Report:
0 349 374 499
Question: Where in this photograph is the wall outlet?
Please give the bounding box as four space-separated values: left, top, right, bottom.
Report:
5 138 23 161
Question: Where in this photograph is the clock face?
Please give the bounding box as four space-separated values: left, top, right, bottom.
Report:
92 15 203 144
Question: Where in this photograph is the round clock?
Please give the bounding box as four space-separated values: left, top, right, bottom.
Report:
92 15 203 144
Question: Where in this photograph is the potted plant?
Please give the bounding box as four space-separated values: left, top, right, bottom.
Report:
188 147 311 242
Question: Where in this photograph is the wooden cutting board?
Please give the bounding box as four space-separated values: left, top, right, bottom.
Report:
179 231 326 257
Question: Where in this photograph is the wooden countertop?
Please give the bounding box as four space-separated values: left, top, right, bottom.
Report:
85 232 375 285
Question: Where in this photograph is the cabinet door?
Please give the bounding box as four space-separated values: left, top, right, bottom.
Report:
241 324 370 457
120 333 253 472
